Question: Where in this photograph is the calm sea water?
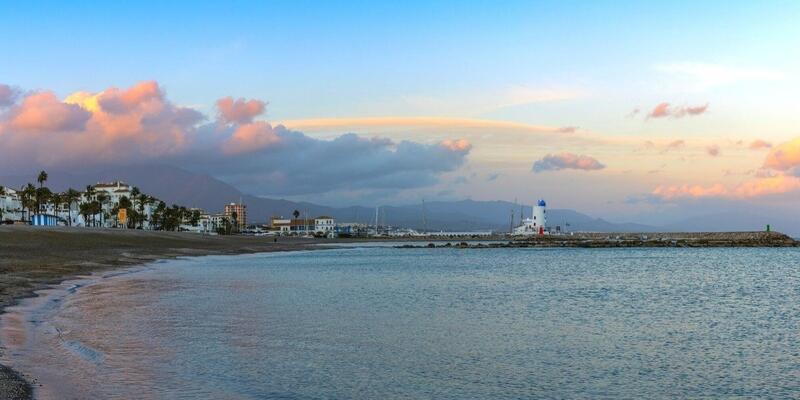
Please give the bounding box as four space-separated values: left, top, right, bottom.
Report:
3 247 800 399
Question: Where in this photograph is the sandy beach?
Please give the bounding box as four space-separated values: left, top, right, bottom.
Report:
0 226 315 400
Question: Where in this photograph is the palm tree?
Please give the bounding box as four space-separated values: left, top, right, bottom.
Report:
50 192 63 218
190 209 201 227
0 186 5 221
65 188 80 226
21 184 36 222
130 187 141 228
118 196 133 228
37 171 48 188
35 171 48 213
96 193 109 227
79 203 91 226
84 185 96 227
36 187 52 214
231 211 239 233
292 209 300 219
141 195 155 229
89 201 102 227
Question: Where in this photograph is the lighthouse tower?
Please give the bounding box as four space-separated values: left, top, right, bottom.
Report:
532 199 546 235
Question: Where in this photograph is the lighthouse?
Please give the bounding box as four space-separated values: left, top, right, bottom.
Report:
513 199 548 235
533 199 546 235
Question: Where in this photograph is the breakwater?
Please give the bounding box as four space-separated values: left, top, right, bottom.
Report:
399 231 798 248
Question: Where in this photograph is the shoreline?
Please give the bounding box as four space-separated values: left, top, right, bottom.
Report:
0 226 318 400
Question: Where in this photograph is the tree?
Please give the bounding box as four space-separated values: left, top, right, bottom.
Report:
130 187 141 228
136 193 149 229
190 209 201 227
35 187 52 214
96 193 109 227
21 184 36 222
153 201 166 230
79 203 91 226
89 201 102 227
50 192 63 218
84 185 96 227
37 171 48 188
231 211 239 233
36 171 48 213
65 188 80 226
293 209 300 219
117 196 133 228
0 186 5 221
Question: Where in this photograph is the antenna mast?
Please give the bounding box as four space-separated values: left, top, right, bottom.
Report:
422 199 427 233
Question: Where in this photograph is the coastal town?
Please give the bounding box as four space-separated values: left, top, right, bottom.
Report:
1 171 507 238
0 171 353 237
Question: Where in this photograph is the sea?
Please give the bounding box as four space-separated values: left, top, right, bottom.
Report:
2 246 800 399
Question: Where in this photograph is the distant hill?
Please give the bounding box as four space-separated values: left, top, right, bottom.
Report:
11 164 790 234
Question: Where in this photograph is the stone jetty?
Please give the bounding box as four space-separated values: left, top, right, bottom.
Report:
399 231 799 249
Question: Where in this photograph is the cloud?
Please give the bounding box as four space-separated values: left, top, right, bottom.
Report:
646 102 709 119
0 84 19 107
532 152 605 173
763 137 800 171
188 129 473 195
652 175 800 200
277 116 575 135
7 91 91 133
642 139 685 153
748 139 772 150
0 81 471 196
216 96 266 124
222 121 281 155
439 138 472 152
652 183 728 200
706 144 720 157
0 81 205 167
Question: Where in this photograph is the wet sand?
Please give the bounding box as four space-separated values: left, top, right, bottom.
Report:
0 226 315 400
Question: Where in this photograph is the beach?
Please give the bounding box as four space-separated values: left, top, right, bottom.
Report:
0 226 314 399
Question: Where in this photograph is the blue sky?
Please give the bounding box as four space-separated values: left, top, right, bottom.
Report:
2 1 800 221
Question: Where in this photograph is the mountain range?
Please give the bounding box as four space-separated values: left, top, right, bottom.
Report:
2 165 794 235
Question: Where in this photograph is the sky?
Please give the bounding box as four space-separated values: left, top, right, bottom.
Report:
1 1 800 223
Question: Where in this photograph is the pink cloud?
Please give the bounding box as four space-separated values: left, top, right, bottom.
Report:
652 175 800 200
647 102 709 119
749 139 772 150
706 144 720 157
763 137 800 171
532 152 605 173
440 138 472 153
0 81 201 167
216 96 266 124
98 81 162 113
684 103 709 116
7 91 90 133
652 183 728 200
222 121 281 155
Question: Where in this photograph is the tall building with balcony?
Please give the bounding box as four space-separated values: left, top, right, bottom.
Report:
224 202 247 231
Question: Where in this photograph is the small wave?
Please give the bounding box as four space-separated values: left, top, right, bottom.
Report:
62 340 105 364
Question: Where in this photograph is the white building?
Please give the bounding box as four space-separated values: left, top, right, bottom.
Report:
514 199 547 235
0 187 23 222
87 181 157 228
314 216 335 234
268 217 292 234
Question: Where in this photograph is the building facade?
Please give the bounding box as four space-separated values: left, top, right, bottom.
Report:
224 202 247 231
